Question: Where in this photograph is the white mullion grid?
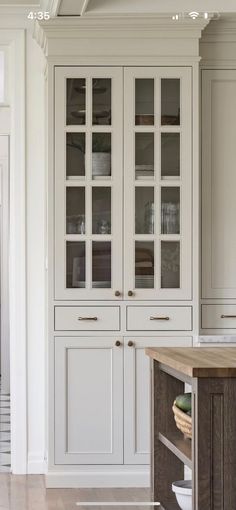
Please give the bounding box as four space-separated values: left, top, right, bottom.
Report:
65 179 85 186
132 81 136 292
156 75 161 291
134 126 155 133
160 126 181 133
160 234 181 242
87 76 92 290
86 180 92 290
160 180 181 188
65 125 87 133
65 235 86 242
91 126 112 134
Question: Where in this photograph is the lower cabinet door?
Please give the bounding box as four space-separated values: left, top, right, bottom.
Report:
124 336 192 465
55 336 123 464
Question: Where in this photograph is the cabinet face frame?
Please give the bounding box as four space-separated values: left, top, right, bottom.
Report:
54 336 123 465
202 69 236 299
124 67 192 300
54 67 123 300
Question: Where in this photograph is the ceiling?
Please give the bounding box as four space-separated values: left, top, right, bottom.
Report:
0 0 38 4
0 0 235 18
57 0 236 16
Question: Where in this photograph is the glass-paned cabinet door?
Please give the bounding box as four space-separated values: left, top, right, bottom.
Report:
55 67 123 299
124 67 192 299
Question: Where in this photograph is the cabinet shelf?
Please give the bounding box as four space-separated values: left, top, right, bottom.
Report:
158 431 192 469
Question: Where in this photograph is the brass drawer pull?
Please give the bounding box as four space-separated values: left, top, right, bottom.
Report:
78 317 98 321
221 314 236 319
150 316 170 321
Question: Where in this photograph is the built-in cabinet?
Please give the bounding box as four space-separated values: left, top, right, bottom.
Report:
202 70 236 331
54 335 192 466
124 68 192 300
50 64 193 485
55 66 192 301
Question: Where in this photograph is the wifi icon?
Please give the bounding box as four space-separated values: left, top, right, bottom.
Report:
189 11 199 19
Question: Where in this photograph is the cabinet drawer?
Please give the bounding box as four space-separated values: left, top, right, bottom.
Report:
126 306 192 331
54 306 120 331
202 305 236 329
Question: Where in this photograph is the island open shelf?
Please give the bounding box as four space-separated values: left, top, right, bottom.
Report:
146 347 236 510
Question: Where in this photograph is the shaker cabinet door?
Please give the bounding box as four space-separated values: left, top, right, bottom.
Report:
55 67 123 300
54 337 123 464
124 336 192 465
202 70 236 298
124 67 192 300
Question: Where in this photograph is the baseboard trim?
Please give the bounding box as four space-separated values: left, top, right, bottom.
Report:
28 453 46 474
46 468 150 488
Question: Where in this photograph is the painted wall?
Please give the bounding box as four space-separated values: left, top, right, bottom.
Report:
0 15 46 473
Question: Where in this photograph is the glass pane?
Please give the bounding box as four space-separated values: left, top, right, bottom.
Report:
161 133 180 179
161 79 180 126
66 78 86 125
92 78 111 125
92 242 111 288
66 133 85 179
135 133 154 180
92 133 111 178
135 187 154 234
66 241 86 288
161 187 180 234
92 187 111 234
66 188 85 235
135 79 154 125
135 241 154 289
161 241 180 288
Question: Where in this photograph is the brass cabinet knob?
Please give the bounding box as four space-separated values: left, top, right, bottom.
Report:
115 290 121 297
128 290 133 297
128 340 134 347
115 340 121 347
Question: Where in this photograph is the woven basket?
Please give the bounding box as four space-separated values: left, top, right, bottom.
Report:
172 401 192 439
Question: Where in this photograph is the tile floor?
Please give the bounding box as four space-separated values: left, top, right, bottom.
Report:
0 380 11 472
0 475 151 510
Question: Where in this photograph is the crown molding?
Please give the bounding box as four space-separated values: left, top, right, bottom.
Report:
201 16 236 40
34 15 212 56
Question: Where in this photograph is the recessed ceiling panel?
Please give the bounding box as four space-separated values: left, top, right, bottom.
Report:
57 0 236 16
0 0 38 4
85 0 236 15
59 0 86 16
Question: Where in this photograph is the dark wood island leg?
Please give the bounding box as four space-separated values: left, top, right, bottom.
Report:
196 377 236 510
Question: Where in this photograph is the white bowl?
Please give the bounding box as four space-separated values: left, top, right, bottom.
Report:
172 480 192 510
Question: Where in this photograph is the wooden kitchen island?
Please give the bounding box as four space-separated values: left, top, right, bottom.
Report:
146 347 236 510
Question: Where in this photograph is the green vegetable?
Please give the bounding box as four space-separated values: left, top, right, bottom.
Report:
175 393 191 413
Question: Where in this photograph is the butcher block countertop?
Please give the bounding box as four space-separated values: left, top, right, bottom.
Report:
145 347 236 377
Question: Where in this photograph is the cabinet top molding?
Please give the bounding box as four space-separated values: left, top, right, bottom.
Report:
34 16 211 57
146 347 236 377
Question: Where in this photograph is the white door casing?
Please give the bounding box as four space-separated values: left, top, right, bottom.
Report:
0 135 10 393
0 30 27 474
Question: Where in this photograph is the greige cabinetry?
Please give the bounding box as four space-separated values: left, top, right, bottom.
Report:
50 64 193 486
202 70 236 331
